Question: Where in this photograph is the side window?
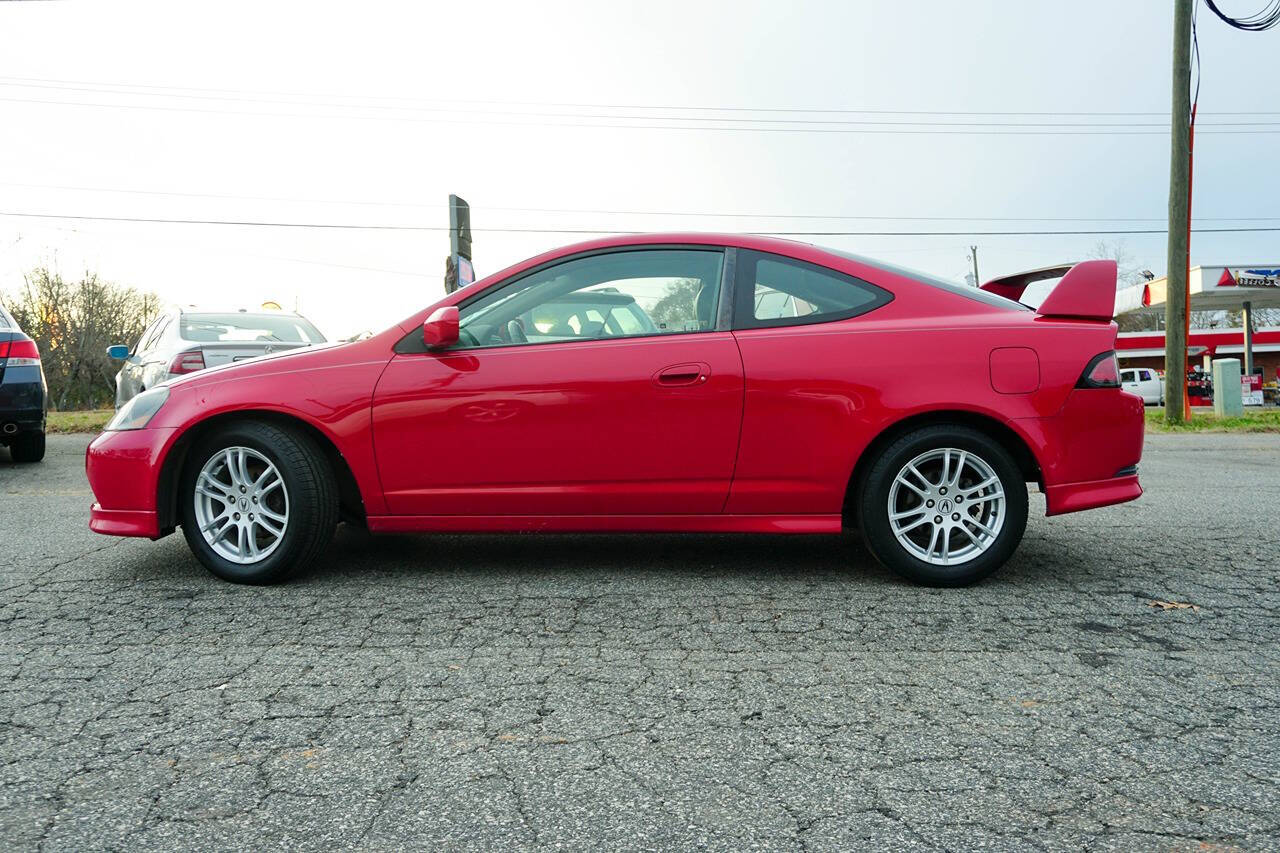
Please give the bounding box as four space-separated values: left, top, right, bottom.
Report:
135 316 163 354
1140 370 1153 381
735 251 891 329
1120 370 1135 383
456 249 724 349
143 316 171 353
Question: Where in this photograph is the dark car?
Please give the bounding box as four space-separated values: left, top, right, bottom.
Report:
0 304 47 463
1187 369 1213 400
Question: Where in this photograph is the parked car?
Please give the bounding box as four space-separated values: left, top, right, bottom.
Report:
109 308 326 408
1120 367 1163 405
0 304 47 463
1187 369 1213 401
85 235 1145 587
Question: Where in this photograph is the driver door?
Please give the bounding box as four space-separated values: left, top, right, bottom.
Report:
371 247 744 517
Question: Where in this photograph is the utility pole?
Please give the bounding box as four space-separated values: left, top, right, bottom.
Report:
1164 0 1193 424
969 245 980 287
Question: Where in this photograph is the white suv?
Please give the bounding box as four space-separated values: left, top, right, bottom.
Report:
1121 367 1164 405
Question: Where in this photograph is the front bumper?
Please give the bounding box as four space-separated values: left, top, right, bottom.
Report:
85 427 179 539
90 505 161 538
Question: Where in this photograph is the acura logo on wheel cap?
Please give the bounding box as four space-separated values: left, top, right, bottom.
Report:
939 499 953 513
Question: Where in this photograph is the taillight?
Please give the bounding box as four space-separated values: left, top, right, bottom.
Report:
167 350 206 375
1077 351 1121 388
3 337 41 366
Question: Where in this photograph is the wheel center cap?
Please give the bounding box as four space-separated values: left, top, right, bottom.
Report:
939 499 953 514
239 498 248 510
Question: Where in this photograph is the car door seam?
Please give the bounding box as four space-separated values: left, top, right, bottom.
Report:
720 331 749 514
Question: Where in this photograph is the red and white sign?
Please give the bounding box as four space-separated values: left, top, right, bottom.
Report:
1242 373 1264 406
1217 268 1280 289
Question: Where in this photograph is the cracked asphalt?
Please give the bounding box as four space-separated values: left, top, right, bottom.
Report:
1 433 1278 851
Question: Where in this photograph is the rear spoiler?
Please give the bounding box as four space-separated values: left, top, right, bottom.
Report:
980 260 1118 321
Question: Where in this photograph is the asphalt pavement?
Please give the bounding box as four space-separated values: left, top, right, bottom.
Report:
1 433 1277 851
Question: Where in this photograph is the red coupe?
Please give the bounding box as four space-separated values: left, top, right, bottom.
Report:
86 234 1144 586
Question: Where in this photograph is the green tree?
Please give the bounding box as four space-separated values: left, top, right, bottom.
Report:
650 278 701 330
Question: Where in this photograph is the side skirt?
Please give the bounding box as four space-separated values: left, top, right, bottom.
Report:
365 514 842 534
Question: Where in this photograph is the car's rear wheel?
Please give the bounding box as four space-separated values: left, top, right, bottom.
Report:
858 425 1028 586
9 431 46 463
179 421 337 584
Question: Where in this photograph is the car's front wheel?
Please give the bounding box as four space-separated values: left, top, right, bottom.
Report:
179 421 337 584
858 425 1028 586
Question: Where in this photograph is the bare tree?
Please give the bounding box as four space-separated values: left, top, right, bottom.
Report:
1088 240 1158 332
2 267 158 410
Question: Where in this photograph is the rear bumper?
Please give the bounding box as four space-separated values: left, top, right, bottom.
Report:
1044 473 1142 516
0 371 46 437
1018 388 1145 516
90 505 161 538
0 405 45 438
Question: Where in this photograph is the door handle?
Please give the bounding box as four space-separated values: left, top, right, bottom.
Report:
654 363 709 387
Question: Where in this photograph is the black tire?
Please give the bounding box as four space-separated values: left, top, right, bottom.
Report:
857 424 1028 586
9 431 46 463
179 420 337 584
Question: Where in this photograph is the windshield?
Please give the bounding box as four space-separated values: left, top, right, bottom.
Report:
828 249 1031 311
180 313 325 344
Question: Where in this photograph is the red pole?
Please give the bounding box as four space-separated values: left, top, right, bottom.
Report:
1183 102 1196 421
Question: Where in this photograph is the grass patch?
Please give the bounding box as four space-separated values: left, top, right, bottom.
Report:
46 409 113 434
1145 408 1280 433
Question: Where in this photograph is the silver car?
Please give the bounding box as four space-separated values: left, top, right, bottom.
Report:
110 308 326 408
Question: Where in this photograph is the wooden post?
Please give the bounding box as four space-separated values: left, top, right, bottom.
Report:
1164 0 1193 423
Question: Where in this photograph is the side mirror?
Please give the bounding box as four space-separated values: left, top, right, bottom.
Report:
422 306 459 350
106 345 130 359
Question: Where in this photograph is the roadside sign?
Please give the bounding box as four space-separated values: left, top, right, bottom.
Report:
445 194 473 294
1242 373 1264 406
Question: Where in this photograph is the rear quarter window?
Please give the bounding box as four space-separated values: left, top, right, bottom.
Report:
735 251 892 329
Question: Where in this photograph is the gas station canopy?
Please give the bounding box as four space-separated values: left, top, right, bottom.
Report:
1113 265 1280 375
1115 265 1280 314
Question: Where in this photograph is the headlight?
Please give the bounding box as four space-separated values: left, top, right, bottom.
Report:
105 387 170 431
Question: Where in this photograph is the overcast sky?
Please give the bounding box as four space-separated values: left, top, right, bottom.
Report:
1 0 1277 338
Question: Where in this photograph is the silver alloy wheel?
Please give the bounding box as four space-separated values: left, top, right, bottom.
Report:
887 447 1006 566
193 446 289 565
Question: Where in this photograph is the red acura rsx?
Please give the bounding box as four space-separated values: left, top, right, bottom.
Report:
86 234 1144 586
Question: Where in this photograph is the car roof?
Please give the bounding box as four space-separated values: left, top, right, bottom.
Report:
175 308 310 320
394 231 1020 335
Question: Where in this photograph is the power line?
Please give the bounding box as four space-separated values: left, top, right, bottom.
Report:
2 87 1279 134
2 74 1277 117
6 94 1280 135
2 79 1277 127
5 180 1280 222
3 210 1279 236
1203 0 1280 30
